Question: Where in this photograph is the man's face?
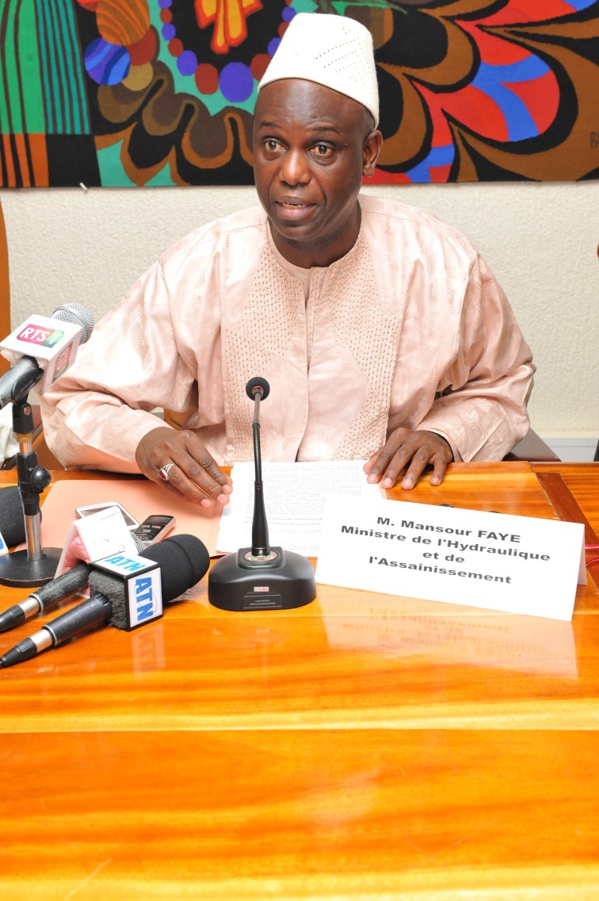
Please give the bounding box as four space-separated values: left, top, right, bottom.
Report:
253 79 382 268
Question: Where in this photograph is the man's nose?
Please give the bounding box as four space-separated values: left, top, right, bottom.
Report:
280 150 310 186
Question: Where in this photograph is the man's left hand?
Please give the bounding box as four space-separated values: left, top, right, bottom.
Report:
364 428 454 490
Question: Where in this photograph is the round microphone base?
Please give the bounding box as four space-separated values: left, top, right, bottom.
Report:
208 546 316 612
0 548 62 588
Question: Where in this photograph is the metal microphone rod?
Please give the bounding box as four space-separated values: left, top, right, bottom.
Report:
13 399 50 561
0 397 60 587
251 391 270 557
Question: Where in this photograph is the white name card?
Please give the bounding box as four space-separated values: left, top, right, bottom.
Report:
315 495 586 621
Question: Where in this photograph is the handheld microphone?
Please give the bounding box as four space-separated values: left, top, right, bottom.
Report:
0 303 94 408
0 527 149 632
208 377 316 612
0 560 91 633
0 535 210 667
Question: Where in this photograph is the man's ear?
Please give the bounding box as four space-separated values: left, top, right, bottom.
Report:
363 130 383 178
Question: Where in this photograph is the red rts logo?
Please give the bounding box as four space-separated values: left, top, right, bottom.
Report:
17 325 64 347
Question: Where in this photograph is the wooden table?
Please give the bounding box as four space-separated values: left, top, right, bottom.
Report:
534 462 599 537
1 463 599 900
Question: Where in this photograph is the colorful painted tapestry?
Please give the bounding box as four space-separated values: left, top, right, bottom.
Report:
1 0 598 187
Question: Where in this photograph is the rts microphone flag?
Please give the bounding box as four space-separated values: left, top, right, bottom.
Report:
0 303 94 408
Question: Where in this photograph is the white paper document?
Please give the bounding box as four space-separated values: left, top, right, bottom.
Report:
216 461 382 557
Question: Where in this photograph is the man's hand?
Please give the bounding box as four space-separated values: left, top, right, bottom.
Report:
364 428 453 490
135 427 232 508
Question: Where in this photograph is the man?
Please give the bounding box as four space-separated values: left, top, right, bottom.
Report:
40 13 534 508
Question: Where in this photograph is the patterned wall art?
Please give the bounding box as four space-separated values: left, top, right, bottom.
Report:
1 0 598 187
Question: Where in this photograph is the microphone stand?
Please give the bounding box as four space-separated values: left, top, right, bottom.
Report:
0 391 61 587
249 384 273 559
208 378 316 612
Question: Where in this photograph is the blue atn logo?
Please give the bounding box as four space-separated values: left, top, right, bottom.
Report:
134 575 156 622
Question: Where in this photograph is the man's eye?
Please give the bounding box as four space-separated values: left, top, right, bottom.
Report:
310 143 333 158
265 139 281 152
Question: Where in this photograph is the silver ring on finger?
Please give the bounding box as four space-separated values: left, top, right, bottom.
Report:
159 462 176 482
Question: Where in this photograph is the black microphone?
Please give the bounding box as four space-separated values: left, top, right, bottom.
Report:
0 304 95 588
246 376 270 556
0 486 26 549
0 303 94 409
0 535 209 667
0 526 149 633
208 377 316 612
0 560 91 633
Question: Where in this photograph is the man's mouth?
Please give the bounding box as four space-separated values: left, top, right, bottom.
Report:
274 198 315 222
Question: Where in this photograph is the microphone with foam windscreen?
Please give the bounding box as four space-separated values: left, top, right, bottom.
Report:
0 502 153 631
208 377 316 612
0 527 150 633
0 486 26 549
0 535 210 668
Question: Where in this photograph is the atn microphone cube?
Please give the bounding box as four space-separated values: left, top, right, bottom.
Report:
90 553 163 630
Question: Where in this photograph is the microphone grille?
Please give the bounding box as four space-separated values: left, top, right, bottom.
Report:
52 304 95 344
245 376 270 401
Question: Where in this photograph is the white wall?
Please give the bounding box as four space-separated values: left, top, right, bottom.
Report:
1 181 598 446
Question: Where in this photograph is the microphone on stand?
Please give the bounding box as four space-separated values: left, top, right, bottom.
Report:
208 377 316 612
0 303 94 409
0 303 95 588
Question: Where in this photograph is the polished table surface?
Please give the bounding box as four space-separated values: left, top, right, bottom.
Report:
533 462 599 536
1 463 598 900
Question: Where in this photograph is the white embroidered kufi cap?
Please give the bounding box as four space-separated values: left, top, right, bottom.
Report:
258 13 379 127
